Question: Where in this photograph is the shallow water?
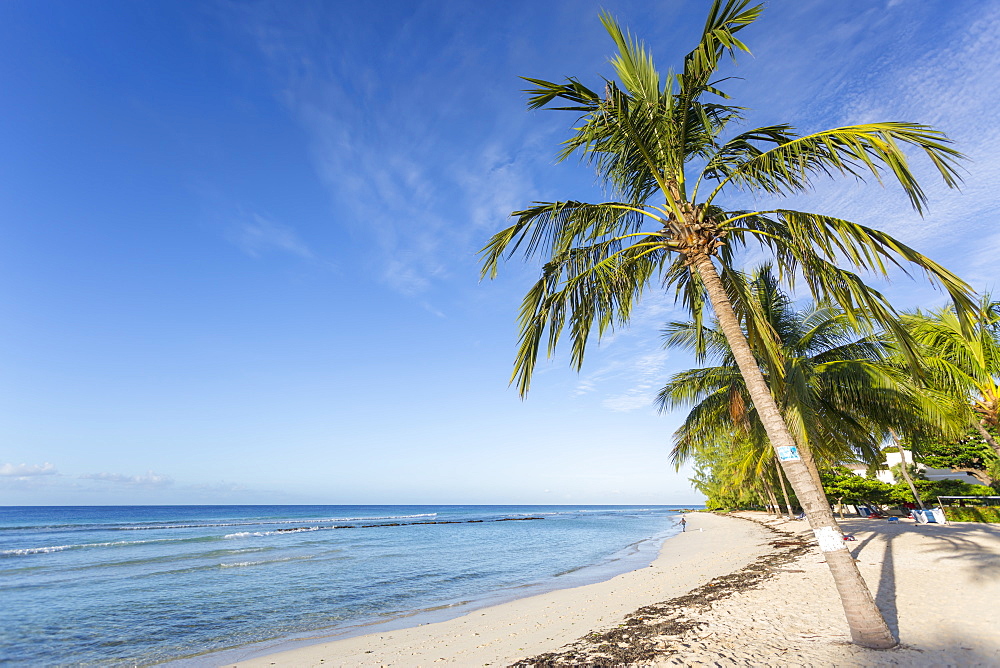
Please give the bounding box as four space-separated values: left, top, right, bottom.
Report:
0 505 686 666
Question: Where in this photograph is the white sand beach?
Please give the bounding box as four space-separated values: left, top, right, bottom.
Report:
228 512 1000 667
654 513 1000 667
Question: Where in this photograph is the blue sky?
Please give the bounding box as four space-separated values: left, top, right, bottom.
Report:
2 0 999 505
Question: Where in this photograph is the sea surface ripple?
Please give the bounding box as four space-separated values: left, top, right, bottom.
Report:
0 504 686 666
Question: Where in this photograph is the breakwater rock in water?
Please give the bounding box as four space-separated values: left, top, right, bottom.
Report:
274 517 546 533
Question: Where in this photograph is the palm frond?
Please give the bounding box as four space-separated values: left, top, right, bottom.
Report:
479 200 652 279
600 12 661 102
510 238 670 395
703 123 965 214
728 209 976 348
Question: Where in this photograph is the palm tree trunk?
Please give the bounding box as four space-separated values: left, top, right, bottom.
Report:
689 252 896 649
755 480 772 513
889 430 924 511
775 454 794 519
972 421 1000 458
763 477 781 516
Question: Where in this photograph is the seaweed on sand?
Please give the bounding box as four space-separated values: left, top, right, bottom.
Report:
510 516 813 667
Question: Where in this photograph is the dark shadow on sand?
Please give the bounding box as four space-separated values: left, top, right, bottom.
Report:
839 517 1000 647
875 533 899 640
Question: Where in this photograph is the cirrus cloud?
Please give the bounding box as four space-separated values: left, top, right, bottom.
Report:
234 214 313 259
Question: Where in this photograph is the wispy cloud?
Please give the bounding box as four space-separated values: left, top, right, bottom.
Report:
0 462 57 477
602 390 656 413
600 350 670 413
568 291 688 411
458 141 539 234
751 4 1000 256
233 214 313 259
967 231 1000 290
79 471 174 487
228 3 552 300
188 481 247 494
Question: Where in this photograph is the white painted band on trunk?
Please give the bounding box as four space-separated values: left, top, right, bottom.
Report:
814 525 844 552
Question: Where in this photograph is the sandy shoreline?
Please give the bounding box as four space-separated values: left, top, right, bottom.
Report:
226 512 1000 667
227 513 770 667
650 512 1000 667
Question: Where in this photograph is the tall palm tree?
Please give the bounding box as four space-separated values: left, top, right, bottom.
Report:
480 1 974 648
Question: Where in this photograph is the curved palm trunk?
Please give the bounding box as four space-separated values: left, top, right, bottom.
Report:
775 454 794 519
972 421 1000 458
689 252 896 649
890 431 924 511
763 477 781 516
792 437 830 512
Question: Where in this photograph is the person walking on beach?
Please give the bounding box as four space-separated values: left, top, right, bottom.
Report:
680 517 687 532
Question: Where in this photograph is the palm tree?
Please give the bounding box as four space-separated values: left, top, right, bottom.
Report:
888 435 925 511
660 269 962 513
688 434 776 511
902 296 1000 456
658 268 940 498
480 1 974 648
658 268 920 467
689 431 794 517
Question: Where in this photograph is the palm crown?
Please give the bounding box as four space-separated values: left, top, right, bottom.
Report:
901 296 1000 456
481 1 973 396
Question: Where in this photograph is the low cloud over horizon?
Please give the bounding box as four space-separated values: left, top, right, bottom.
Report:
0 462 57 477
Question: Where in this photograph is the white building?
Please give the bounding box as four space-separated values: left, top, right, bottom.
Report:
846 449 990 487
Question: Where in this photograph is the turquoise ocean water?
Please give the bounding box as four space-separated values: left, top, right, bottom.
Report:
1 505 688 666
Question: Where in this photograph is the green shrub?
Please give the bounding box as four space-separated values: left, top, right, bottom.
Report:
943 506 1000 522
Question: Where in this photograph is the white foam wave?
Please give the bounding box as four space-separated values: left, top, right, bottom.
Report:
2 544 76 556
224 527 320 539
117 513 438 531
1 539 155 557
219 555 313 568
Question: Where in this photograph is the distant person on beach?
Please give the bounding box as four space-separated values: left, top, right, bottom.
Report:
680 517 687 532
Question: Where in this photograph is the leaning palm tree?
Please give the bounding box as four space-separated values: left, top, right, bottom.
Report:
480 1 974 648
